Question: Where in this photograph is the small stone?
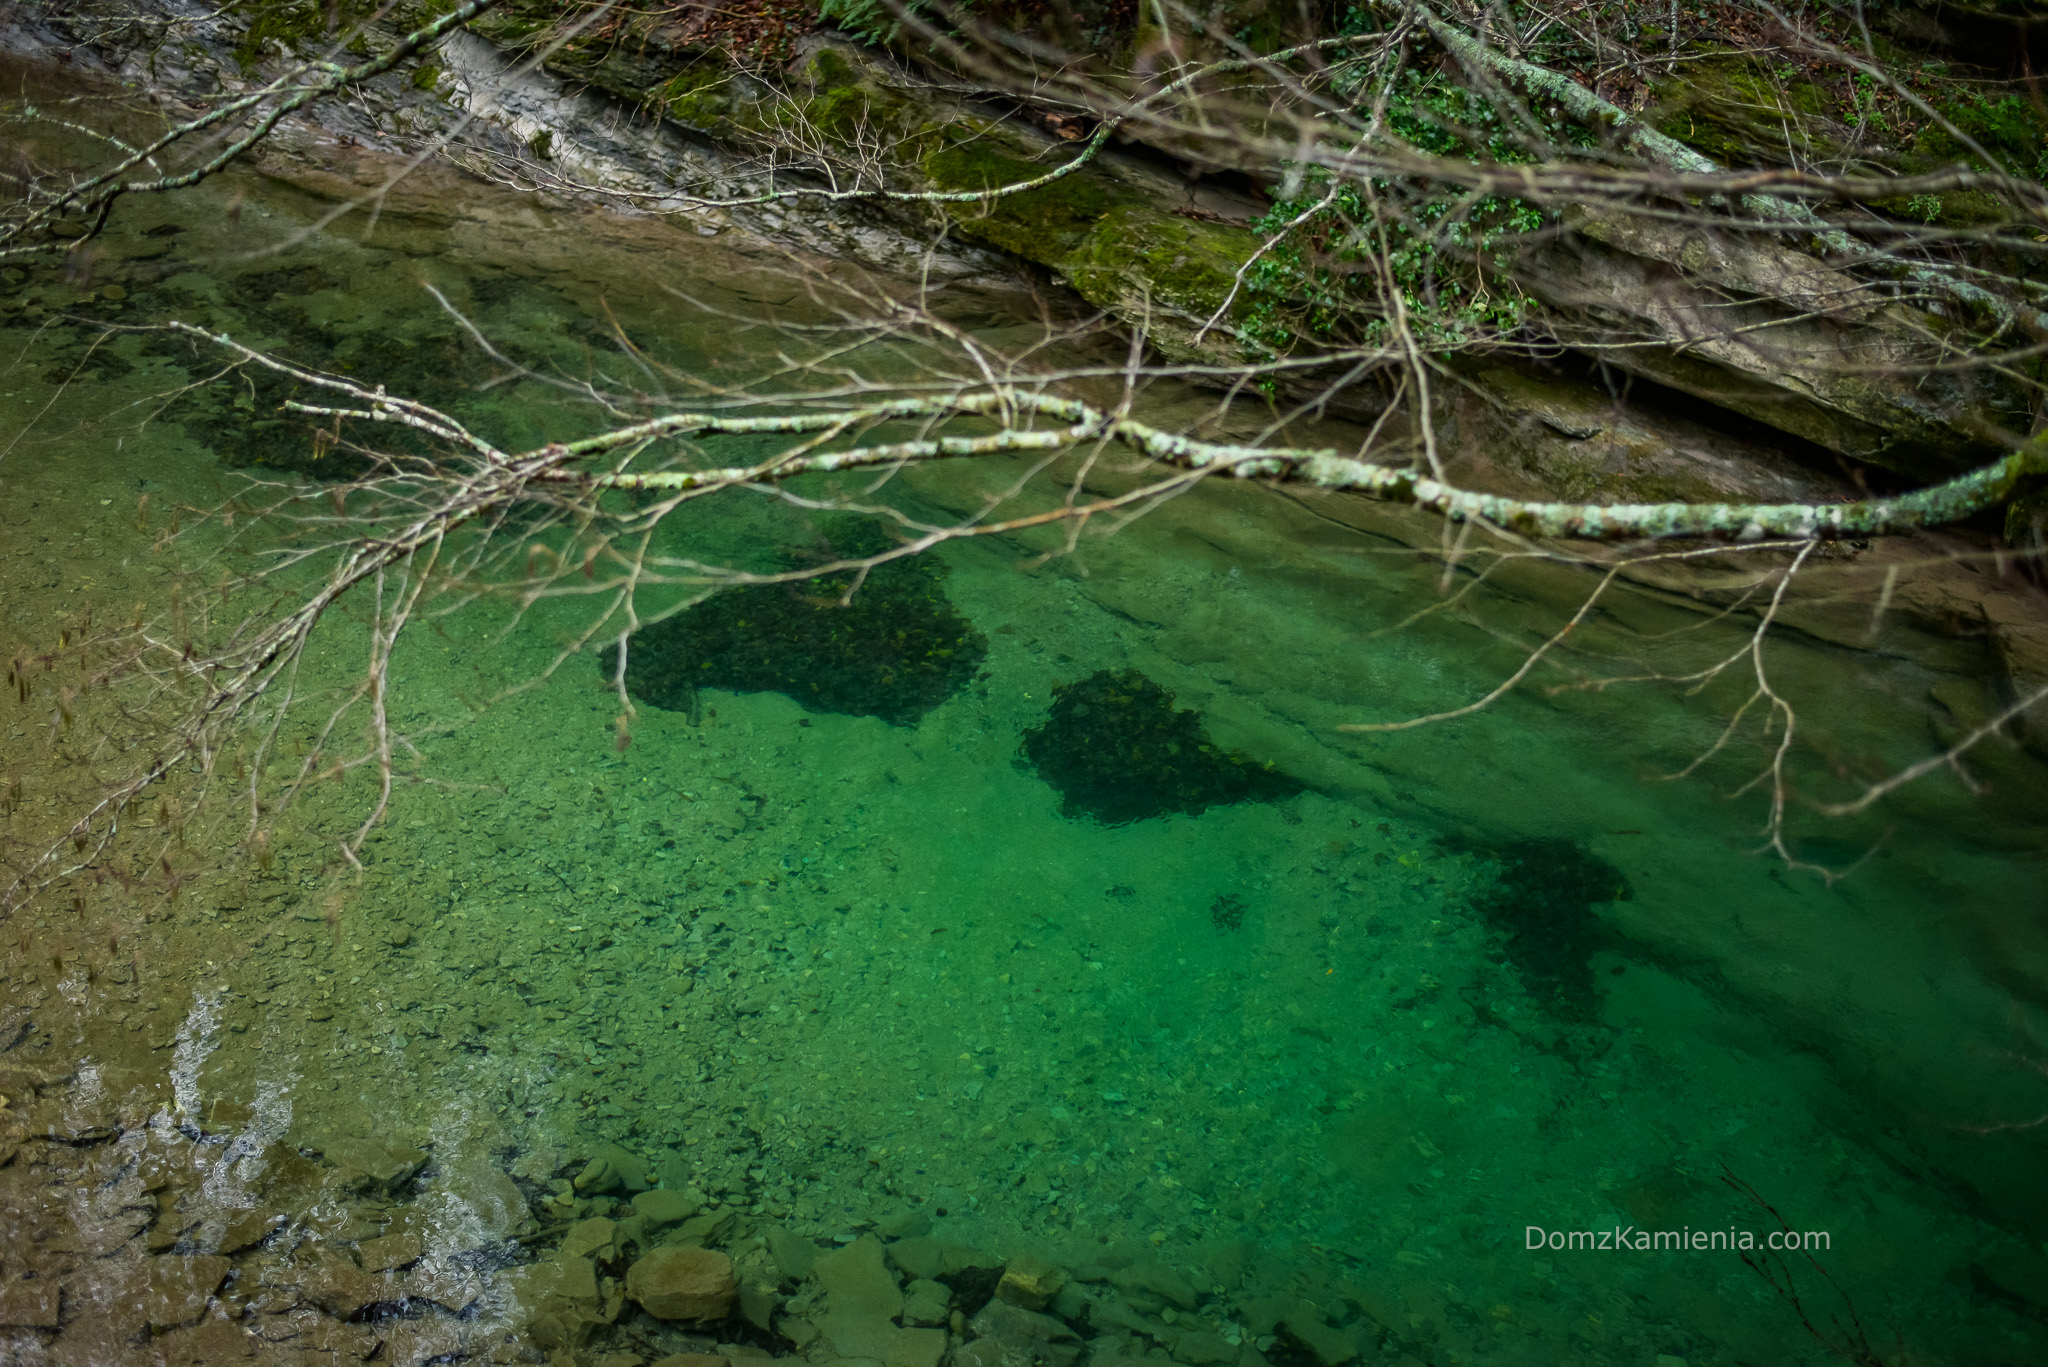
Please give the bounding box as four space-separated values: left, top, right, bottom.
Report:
674 1209 736 1246
902 1279 951 1327
357 1230 424 1272
441 1161 531 1238
739 1281 777 1331
997 1254 1066 1311
214 1209 286 1255
1050 1282 1091 1321
766 1225 819 1282
152 1318 259 1361
626 1246 736 1321
970 1299 1083 1367
1276 1313 1358 1367
561 1217 617 1262
1170 1331 1237 1365
0 1277 60 1328
816 1235 902 1320
885 1235 942 1282
322 1135 426 1194
1114 1260 1198 1311
145 1253 232 1330
633 1189 699 1229
875 1203 932 1240
575 1143 651 1194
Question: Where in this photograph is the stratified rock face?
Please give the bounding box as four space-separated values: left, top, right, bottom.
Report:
626 1246 737 1321
1523 212 2031 480
1020 670 1304 824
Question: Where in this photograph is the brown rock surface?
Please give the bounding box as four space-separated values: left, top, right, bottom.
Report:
560 1215 618 1261
996 1254 1066 1310
626 1246 736 1321
145 1253 232 1330
0 1275 61 1327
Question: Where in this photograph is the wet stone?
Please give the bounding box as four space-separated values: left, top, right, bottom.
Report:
561 1215 618 1262
502 1253 601 1310
997 1254 1067 1311
874 1203 932 1240
816 1234 902 1320
766 1225 820 1282
321 1136 428 1195
902 1278 952 1327
575 1144 651 1195
151 1318 259 1361
1276 1312 1359 1367
1112 1261 1199 1311
626 1245 736 1321
884 1235 941 1282
970 1298 1083 1367
439 1161 531 1238
1170 1330 1238 1365
632 1188 700 1229
145 1252 231 1330
378 1318 473 1367
357 1228 426 1273
212 1208 287 1255
0 1276 60 1328
739 1279 777 1331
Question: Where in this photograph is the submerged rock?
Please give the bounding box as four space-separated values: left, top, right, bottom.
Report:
626 1245 737 1321
1020 670 1304 824
610 521 987 727
1470 838 1632 1018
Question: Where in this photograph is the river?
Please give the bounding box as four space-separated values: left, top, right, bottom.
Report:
2 107 2046 1367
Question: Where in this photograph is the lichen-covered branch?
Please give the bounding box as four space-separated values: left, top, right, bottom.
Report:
1384 0 2048 332
164 320 2040 543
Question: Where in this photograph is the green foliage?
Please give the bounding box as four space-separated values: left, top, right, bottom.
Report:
1935 92 2048 181
1237 70 1557 361
230 0 382 70
817 0 949 46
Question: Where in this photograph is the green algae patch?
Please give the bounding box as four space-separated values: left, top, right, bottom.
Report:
1020 669 1304 824
611 525 988 727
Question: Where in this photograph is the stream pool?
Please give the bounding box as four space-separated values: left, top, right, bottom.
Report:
1 131 2046 1367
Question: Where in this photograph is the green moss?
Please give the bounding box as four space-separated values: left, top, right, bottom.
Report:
925 144 1123 258
1067 206 1254 318
1651 55 1830 169
229 0 384 70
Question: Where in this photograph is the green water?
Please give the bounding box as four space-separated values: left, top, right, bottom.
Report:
2 136 2047 1367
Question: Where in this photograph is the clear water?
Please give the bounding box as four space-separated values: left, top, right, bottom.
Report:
3 124 2047 1367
